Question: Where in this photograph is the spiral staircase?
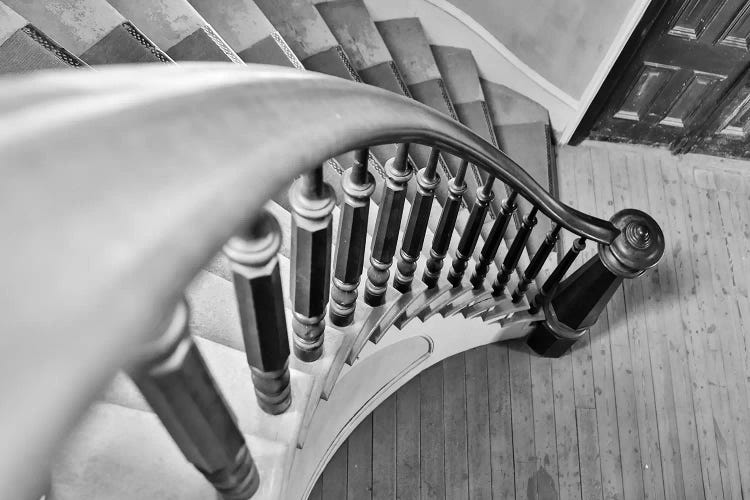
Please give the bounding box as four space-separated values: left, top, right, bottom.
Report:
0 1 665 499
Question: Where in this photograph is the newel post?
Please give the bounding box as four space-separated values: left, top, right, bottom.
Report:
527 209 664 358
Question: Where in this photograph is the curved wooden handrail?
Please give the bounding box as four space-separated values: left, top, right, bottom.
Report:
0 63 617 499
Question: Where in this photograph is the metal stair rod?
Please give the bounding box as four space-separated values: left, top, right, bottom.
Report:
422 159 468 288
224 210 292 415
289 165 335 362
129 300 260 500
528 237 586 315
447 176 495 286
364 143 412 306
330 149 375 326
528 209 665 357
393 147 440 293
469 190 518 288
511 224 562 303
491 206 538 296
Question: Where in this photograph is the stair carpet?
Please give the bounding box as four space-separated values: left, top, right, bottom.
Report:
0 1 558 498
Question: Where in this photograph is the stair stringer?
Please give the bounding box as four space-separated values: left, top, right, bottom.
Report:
287 311 537 500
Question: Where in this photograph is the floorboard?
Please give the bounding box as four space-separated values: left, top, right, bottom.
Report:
312 142 750 500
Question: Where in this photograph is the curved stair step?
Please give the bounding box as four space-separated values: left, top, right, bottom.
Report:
3 0 172 64
313 0 447 206
375 17 476 207
187 0 300 68
0 2 84 73
105 0 241 63
481 78 559 263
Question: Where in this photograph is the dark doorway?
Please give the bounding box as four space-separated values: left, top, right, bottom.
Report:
573 0 750 158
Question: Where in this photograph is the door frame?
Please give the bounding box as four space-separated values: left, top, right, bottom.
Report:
568 0 670 145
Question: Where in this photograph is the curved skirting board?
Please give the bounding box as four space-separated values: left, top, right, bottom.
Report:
286 313 536 500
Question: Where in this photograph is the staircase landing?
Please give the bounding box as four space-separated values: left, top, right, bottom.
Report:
313 141 750 500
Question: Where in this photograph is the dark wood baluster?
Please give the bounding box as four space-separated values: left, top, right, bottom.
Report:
129 300 260 499
364 143 412 306
330 149 375 326
393 147 440 293
422 159 468 288
289 166 335 362
446 177 495 286
469 191 518 288
528 209 664 357
491 206 538 296
528 237 585 315
511 224 561 303
224 211 291 415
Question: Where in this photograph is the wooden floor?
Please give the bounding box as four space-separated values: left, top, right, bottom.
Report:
310 142 750 500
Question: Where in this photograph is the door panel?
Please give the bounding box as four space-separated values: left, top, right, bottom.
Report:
588 0 750 158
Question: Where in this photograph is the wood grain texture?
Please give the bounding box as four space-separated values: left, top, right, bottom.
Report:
315 141 750 500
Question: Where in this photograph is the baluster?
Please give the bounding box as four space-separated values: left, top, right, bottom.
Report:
528 209 664 357
129 300 260 499
469 191 518 288
422 159 468 288
330 149 375 326
528 236 585 314
491 206 538 296
289 166 335 361
393 147 440 292
447 177 495 286
364 143 412 306
511 224 562 303
224 211 291 415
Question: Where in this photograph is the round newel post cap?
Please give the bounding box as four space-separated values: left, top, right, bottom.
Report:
599 208 665 278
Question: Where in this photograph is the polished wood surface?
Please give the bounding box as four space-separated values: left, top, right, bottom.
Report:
314 140 750 499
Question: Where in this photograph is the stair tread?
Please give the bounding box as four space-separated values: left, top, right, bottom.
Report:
430 43 517 234
3 0 123 57
481 78 551 126
430 45 483 104
0 2 25 45
315 0 391 72
187 0 275 53
376 17 479 212
374 18 440 85
187 0 300 68
253 0 338 61
0 3 86 74
105 0 240 63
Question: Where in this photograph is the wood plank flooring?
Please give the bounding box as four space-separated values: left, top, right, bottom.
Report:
310 142 750 499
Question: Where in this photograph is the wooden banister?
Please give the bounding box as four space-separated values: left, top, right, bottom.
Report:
0 63 626 499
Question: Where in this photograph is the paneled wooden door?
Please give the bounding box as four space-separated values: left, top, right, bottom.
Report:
588 0 750 157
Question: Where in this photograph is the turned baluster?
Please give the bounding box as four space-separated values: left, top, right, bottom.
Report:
511 224 561 303
224 211 291 415
528 209 664 357
528 237 586 314
491 206 538 296
364 143 412 306
446 177 495 286
289 166 335 361
393 147 440 293
469 191 518 288
329 149 376 326
422 159 468 287
129 300 260 499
